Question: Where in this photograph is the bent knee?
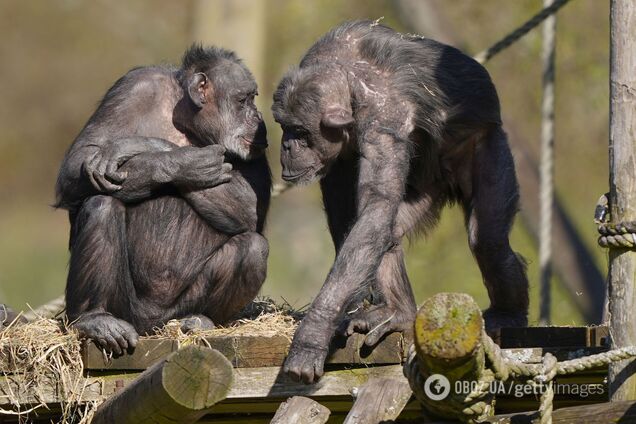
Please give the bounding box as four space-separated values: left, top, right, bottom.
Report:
242 232 269 263
80 195 124 219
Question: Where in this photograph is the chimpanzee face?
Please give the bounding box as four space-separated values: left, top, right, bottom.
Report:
187 60 267 160
272 68 353 185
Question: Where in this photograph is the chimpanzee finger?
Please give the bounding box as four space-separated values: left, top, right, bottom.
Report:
105 170 128 184
363 322 391 347
93 170 121 193
84 156 101 191
221 163 233 175
112 332 128 352
105 160 125 183
116 321 139 350
103 334 122 356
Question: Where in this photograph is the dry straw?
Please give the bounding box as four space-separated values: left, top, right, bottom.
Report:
0 297 302 423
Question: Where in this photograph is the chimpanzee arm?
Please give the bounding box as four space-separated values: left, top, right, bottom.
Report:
284 128 411 383
178 158 270 235
112 144 231 203
56 136 175 208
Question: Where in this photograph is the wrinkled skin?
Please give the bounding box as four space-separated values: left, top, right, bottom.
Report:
272 21 528 383
56 45 271 354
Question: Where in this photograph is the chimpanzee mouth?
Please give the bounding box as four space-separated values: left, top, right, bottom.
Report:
240 135 268 148
281 168 310 182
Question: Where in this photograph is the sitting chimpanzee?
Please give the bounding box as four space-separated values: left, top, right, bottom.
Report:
272 21 528 383
56 45 271 354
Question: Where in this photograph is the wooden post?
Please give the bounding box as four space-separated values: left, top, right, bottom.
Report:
608 0 636 402
92 345 233 424
343 377 412 424
412 293 491 420
270 396 330 424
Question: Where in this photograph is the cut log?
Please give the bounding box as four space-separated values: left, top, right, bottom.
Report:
91 345 233 424
412 293 492 420
270 396 330 424
343 377 412 424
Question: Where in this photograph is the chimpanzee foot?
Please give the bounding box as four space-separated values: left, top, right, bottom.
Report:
482 308 528 338
283 341 329 384
337 304 415 347
72 312 139 356
179 315 215 333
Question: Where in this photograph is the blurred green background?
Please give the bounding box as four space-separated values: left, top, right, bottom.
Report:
0 0 610 326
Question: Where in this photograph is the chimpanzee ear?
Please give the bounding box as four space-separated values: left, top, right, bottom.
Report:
321 105 354 128
187 72 210 108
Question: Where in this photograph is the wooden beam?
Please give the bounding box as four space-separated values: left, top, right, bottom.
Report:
91 345 233 424
608 0 636 402
80 332 407 371
483 399 636 423
343 377 412 424
270 396 330 424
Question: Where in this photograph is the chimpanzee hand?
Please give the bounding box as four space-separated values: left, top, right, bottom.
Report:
73 312 139 356
337 303 414 346
283 318 331 384
83 144 146 193
171 145 233 189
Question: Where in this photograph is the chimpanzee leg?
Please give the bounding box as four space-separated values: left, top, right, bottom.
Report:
196 232 268 324
463 127 529 334
66 195 139 354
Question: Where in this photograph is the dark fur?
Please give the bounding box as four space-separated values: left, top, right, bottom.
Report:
56 45 271 354
272 21 528 383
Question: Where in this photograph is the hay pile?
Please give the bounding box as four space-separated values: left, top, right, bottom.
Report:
0 297 303 423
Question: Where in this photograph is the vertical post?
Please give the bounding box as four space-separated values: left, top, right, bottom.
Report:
608 0 636 402
539 0 557 326
191 0 266 111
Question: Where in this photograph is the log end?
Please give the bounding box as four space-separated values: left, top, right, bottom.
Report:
162 345 234 410
414 292 483 361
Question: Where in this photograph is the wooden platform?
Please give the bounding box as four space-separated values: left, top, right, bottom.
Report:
0 326 613 423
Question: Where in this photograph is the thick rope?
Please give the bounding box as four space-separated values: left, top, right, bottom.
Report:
473 0 572 64
405 331 636 423
595 193 636 249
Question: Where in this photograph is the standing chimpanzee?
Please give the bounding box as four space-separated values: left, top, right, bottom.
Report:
272 21 528 383
56 45 271 355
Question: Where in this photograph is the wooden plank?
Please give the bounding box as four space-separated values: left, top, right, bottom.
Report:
270 396 330 424
484 399 636 423
81 332 408 371
499 326 608 348
0 365 405 407
343 377 412 424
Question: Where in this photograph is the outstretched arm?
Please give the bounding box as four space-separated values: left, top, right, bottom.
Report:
284 128 411 383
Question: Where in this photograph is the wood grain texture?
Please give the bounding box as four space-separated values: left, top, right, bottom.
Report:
80 332 408 371
91 345 233 424
608 0 636 402
343 377 412 424
270 396 330 424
